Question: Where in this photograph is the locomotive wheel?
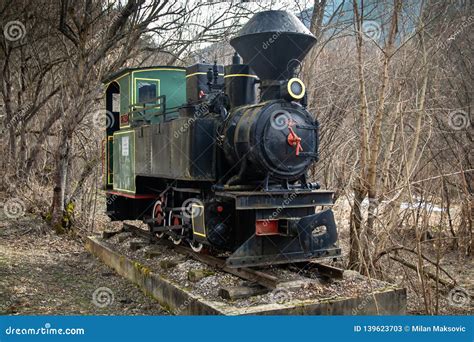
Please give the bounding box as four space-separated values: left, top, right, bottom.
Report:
152 201 165 238
170 216 183 245
189 240 204 253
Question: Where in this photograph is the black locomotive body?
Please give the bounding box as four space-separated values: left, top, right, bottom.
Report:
104 10 341 267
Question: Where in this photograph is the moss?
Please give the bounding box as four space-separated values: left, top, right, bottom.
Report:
43 212 52 223
160 302 173 313
65 202 75 215
61 202 75 230
133 261 151 276
317 296 339 304
144 290 154 299
203 270 215 277
142 267 151 276
47 201 76 234
118 256 127 269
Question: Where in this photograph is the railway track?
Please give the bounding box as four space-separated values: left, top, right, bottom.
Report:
89 224 405 314
119 222 344 290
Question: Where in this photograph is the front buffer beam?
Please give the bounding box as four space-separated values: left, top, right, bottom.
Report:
226 209 341 268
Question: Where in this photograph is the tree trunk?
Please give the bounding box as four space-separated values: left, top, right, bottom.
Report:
25 106 63 172
50 130 71 233
18 122 28 176
349 185 366 270
7 125 16 168
349 0 370 270
309 0 327 39
366 0 401 231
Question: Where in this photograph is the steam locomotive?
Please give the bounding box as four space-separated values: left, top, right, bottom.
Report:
102 10 340 267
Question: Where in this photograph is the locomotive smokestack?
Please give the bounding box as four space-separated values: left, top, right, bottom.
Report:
230 10 316 82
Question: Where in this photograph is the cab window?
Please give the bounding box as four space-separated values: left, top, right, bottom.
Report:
137 80 158 104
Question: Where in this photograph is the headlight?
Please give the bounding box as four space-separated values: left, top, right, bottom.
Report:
282 78 305 101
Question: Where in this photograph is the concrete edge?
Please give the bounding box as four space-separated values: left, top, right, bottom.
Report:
85 236 224 315
85 236 407 316
230 287 407 315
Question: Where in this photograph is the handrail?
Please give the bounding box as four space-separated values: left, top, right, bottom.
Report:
126 95 167 122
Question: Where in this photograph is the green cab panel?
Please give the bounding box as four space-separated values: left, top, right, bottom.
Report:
117 77 130 116
131 68 186 123
113 130 135 193
111 68 186 127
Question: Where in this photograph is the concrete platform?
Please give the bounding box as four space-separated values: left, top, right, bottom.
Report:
85 236 406 315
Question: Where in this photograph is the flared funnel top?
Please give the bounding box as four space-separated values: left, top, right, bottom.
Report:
230 10 316 81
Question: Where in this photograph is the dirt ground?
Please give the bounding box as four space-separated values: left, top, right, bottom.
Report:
0 212 168 315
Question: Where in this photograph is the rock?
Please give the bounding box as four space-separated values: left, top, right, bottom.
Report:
219 285 268 300
129 241 147 251
117 233 132 243
188 269 213 282
102 231 119 239
144 247 162 259
160 259 178 269
343 270 365 280
277 279 315 291
119 298 132 304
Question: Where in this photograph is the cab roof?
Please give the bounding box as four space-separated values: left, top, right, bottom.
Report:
102 66 186 84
